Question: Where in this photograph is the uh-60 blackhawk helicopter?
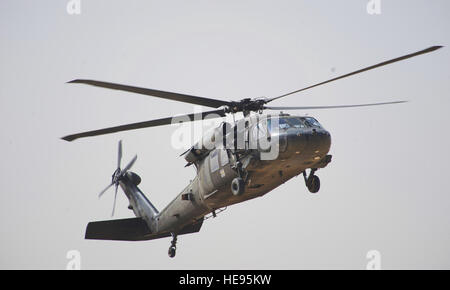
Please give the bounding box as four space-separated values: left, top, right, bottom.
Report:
62 46 441 258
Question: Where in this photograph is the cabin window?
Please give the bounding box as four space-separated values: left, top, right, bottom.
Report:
253 120 268 140
220 149 229 166
210 150 219 172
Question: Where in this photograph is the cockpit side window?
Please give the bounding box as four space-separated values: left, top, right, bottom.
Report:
279 118 290 129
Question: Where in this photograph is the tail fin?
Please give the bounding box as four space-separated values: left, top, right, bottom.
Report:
119 172 159 231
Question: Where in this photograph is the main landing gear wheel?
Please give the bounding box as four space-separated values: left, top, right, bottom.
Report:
307 175 320 193
303 169 320 194
168 233 177 258
231 177 245 196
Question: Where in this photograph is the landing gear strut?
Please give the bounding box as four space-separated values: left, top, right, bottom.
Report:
231 159 246 196
168 233 177 258
303 169 320 193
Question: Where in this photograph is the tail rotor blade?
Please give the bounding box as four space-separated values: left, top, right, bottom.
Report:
117 140 122 169
111 183 118 217
121 155 137 174
99 182 114 198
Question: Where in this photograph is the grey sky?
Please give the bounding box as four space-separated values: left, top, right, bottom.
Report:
1 0 449 269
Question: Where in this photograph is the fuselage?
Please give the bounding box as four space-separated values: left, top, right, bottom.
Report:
154 114 332 235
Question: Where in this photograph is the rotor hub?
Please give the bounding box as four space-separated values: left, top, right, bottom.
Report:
112 168 121 184
226 98 267 115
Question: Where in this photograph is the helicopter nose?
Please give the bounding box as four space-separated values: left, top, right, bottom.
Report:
310 128 331 153
287 128 331 157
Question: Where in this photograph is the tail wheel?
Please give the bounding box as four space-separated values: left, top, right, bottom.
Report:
168 233 177 258
168 246 176 258
231 177 245 196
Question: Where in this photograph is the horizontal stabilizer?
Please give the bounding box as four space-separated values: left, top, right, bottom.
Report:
85 217 151 241
85 217 204 241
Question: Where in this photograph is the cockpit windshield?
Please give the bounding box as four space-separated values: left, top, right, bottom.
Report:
267 116 322 131
304 117 321 128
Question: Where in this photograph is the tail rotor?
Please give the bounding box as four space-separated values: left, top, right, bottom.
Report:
98 140 137 216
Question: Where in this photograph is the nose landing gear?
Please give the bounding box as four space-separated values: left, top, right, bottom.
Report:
303 169 320 193
168 233 177 258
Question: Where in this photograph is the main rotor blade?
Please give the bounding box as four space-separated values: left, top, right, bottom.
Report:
264 100 407 110
268 46 443 103
117 140 122 169
61 109 226 141
67 79 231 108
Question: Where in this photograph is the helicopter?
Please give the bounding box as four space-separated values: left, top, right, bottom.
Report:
62 46 441 258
